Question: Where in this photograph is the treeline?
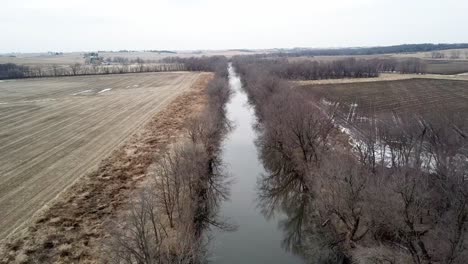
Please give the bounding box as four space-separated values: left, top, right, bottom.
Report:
431 50 468 59
0 63 29 79
104 57 162 64
105 61 233 264
0 56 230 80
271 43 468 57
0 63 185 80
233 56 425 82
162 56 229 77
233 58 468 264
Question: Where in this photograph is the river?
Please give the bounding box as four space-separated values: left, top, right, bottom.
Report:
209 65 305 263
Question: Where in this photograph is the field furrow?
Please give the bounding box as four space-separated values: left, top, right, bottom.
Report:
0 72 203 239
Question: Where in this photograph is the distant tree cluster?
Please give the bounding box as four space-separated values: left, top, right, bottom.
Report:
268 43 468 57
431 51 446 59
0 55 231 80
233 56 426 82
145 50 177 54
270 58 380 79
162 56 229 77
0 62 185 80
0 63 29 79
103 57 162 65
450 50 462 59
432 50 463 59
47 51 63 55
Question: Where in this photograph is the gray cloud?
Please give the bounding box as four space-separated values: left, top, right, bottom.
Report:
1 0 467 52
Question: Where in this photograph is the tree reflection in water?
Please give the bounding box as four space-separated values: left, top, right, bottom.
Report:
255 134 349 264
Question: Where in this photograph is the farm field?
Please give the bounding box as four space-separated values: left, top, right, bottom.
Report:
293 72 468 86
298 78 468 135
0 72 204 239
0 49 264 66
424 59 468 74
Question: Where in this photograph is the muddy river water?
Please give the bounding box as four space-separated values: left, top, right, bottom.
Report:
210 65 305 263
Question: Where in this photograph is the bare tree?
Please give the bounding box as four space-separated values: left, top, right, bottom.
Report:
431 51 445 59
70 63 81 75
104 188 205 264
316 152 370 250
450 50 461 59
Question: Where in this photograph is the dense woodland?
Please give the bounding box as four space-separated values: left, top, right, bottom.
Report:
233 57 468 264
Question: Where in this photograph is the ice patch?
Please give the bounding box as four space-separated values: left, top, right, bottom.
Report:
98 88 112 94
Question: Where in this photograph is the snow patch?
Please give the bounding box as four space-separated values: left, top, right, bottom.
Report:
346 103 358 122
321 98 335 106
98 88 112 94
338 123 437 171
72 89 92 96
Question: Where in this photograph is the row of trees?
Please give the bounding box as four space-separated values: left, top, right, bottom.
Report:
103 57 162 65
234 58 468 264
432 50 468 59
269 43 468 57
0 56 230 80
105 62 233 264
162 56 229 77
232 56 426 82
0 63 186 79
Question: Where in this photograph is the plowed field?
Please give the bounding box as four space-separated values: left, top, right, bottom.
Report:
0 72 203 239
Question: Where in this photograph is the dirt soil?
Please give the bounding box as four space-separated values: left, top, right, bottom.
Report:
0 72 201 240
0 72 212 263
298 78 468 139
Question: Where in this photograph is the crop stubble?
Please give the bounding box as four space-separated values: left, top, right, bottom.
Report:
299 78 468 135
0 72 205 240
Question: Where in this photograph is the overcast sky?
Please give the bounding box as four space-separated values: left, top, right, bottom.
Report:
2 0 468 53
